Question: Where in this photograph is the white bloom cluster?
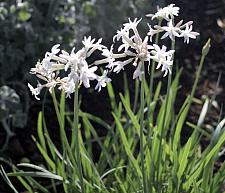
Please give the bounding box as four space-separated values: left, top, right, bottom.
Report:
104 17 175 79
111 18 154 80
148 4 180 21
28 4 200 100
28 36 111 99
103 4 199 79
147 4 200 43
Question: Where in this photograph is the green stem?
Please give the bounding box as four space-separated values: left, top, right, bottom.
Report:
73 82 84 193
52 90 66 150
190 55 206 100
140 61 148 193
148 20 162 124
156 40 175 191
188 39 211 144
133 78 140 113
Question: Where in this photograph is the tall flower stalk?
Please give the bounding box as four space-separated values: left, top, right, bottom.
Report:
147 19 162 125
73 82 84 193
156 40 176 190
28 36 112 192
140 61 148 193
107 4 199 192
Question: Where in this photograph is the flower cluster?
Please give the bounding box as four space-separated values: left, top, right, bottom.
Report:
28 4 200 99
107 17 175 78
28 37 111 99
103 4 199 79
146 4 200 43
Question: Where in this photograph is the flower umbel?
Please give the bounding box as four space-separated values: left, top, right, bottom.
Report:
109 17 176 80
29 37 111 99
147 4 180 21
146 4 199 43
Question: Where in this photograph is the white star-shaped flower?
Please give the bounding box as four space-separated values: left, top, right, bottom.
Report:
133 63 144 80
161 20 181 41
28 83 42 100
148 4 180 21
180 24 200 44
95 71 111 92
79 62 98 88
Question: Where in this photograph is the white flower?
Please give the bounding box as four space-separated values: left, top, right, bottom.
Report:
150 44 174 77
161 20 181 41
150 44 174 63
59 47 81 71
51 44 61 55
147 24 161 42
133 62 144 80
113 61 126 73
113 28 134 52
111 58 132 73
67 69 79 83
136 36 152 61
111 18 155 78
163 4 180 20
113 18 152 61
101 46 113 58
180 24 200 44
60 77 75 98
123 18 142 31
161 56 173 77
102 46 114 63
118 41 131 52
30 58 51 78
113 28 128 42
92 45 126 72
82 36 105 57
148 4 180 21
65 80 75 98
79 62 98 88
42 56 52 70
147 5 199 44
45 44 61 58
28 83 42 100
82 36 95 50
151 7 166 20
101 46 117 69
95 71 111 92
45 79 60 94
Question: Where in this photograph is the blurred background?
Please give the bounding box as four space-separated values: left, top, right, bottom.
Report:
0 0 224 192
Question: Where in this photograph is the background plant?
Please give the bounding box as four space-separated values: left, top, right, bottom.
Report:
0 85 28 152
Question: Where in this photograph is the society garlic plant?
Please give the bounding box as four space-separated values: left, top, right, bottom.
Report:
2 4 225 193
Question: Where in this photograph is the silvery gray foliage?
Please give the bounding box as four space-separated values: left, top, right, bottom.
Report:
0 85 27 152
0 0 78 81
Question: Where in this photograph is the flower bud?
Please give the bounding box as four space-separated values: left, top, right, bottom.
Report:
202 38 211 56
